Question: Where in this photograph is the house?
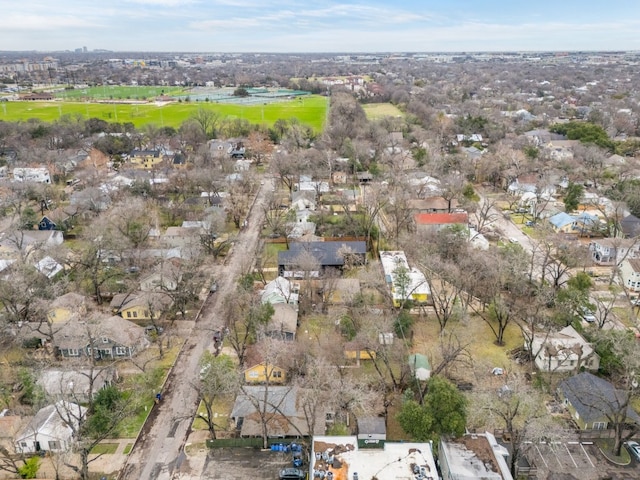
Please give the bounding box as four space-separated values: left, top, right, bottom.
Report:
344 341 376 365
129 149 165 169
37 368 117 403
619 258 640 293
589 238 640 266
440 432 513 480
408 197 459 213
408 353 431 381
110 291 172 321
20 92 54 101
15 401 87 454
47 292 87 324
558 372 640 430
310 436 438 480
621 214 640 238
243 362 287 385
573 212 602 236
38 215 57 231
261 277 299 307
12 167 51 184
263 303 298 341
230 386 325 437
35 255 63 279
209 139 245 158
414 212 469 233
54 315 149 359
139 262 182 292
278 241 367 277
379 251 431 307
527 325 599 372
547 212 575 234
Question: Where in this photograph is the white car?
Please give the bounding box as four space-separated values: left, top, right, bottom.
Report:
625 440 640 462
579 307 596 323
508 237 519 244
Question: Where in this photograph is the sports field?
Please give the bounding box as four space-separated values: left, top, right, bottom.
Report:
0 95 328 131
55 85 186 100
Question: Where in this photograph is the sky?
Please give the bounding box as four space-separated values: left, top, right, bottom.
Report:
2 0 640 53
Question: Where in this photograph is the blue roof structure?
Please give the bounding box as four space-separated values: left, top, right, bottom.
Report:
548 212 574 229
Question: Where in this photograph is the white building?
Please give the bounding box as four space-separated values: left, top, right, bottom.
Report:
15 402 86 454
527 325 600 372
311 436 438 480
12 167 51 184
379 251 430 307
440 432 513 480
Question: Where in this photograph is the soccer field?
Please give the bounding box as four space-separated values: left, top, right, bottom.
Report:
0 96 328 131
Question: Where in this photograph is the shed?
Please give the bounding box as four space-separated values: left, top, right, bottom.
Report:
357 416 386 448
408 353 431 381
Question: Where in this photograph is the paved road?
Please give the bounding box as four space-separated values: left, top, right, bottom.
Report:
121 179 271 480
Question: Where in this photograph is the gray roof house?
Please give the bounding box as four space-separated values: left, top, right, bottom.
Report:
54 315 149 360
231 386 325 438
278 241 366 276
558 372 640 430
37 368 117 403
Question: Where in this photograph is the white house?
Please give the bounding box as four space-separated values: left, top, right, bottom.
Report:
15 401 86 454
260 276 299 307
620 258 640 293
12 167 51 184
528 325 600 372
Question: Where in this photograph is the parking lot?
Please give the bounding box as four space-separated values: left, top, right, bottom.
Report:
526 441 638 480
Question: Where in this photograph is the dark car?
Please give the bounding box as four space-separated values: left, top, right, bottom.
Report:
279 468 306 480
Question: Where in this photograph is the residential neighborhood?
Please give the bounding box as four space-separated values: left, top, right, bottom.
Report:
3 48 640 480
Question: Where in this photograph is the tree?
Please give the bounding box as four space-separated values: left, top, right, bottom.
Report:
469 374 562 476
591 330 640 456
397 376 467 442
222 290 274 367
190 107 221 139
563 182 584 212
195 353 239 439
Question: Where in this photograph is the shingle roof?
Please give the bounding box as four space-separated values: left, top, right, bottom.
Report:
558 372 640 424
278 241 366 267
549 212 574 229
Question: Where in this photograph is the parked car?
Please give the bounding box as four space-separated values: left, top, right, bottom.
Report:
578 307 596 323
509 237 519 244
279 468 306 480
625 440 640 462
209 282 218 293
525 220 536 227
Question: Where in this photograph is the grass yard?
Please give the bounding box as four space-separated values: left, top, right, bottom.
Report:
122 443 133 455
192 397 233 433
90 443 118 455
0 95 327 131
362 103 404 120
412 312 523 384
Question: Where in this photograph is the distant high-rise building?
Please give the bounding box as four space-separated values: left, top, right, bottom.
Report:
83 46 87 53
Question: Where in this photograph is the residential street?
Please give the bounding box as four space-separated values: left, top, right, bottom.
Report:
120 179 271 480
478 189 629 331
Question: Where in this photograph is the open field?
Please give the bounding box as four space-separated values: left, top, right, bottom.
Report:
362 102 404 120
55 85 187 100
0 95 328 131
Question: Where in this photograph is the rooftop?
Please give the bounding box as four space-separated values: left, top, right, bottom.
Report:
311 436 438 480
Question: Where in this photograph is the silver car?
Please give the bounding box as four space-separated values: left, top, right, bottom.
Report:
625 440 640 462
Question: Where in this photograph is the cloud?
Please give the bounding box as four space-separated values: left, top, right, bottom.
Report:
2 14 100 31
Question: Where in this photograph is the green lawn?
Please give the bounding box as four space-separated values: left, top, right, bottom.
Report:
90 443 118 454
362 103 404 120
122 443 133 455
0 95 328 131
